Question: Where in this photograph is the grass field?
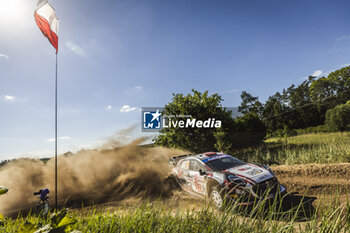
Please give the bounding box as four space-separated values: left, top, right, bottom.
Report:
1 196 349 233
231 132 350 165
2 132 350 232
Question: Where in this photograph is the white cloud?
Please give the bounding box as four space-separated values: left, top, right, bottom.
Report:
47 136 71 142
65 41 86 57
107 105 112 110
0 54 9 61
339 63 350 68
312 70 323 77
134 86 143 91
336 35 350 41
299 70 323 80
300 64 350 81
124 86 144 94
3 95 15 101
120 105 138 112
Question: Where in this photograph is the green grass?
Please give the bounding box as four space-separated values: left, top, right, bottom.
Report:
231 132 350 165
2 132 349 232
0 195 349 233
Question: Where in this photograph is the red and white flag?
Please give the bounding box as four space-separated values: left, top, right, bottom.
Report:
34 0 59 53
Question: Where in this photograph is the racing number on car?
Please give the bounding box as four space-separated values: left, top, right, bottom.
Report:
194 174 202 193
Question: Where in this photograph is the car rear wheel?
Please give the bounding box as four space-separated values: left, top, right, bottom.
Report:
210 186 224 210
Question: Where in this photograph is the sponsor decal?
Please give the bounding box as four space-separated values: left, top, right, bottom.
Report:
238 167 251 171
202 154 230 163
247 169 263 176
254 174 273 182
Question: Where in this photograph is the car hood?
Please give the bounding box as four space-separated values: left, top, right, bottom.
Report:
225 163 274 184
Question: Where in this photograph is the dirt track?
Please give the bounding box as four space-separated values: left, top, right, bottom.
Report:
157 163 350 213
101 163 350 212
4 157 350 216
80 163 350 211
272 163 350 203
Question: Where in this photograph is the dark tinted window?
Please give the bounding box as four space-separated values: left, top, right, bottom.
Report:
205 156 245 171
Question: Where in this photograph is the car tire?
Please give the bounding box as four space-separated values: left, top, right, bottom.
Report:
210 185 225 210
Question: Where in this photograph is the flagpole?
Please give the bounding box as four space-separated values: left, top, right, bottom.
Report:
34 0 59 213
55 51 58 212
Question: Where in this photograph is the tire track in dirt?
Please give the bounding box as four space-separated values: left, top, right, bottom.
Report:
272 163 350 199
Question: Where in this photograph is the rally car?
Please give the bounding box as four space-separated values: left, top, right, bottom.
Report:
169 152 286 209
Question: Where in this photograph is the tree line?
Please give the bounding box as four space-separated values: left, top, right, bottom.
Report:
239 65 350 136
154 65 350 153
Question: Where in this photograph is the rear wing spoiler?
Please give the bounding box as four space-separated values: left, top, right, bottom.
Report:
169 154 193 166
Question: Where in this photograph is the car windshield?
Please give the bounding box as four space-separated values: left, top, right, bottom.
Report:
205 156 245 171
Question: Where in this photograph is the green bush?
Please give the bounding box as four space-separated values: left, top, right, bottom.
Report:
155 90 266 153
267 125 297 138
295 125 330 134
231 113 266 148
325 100 350 131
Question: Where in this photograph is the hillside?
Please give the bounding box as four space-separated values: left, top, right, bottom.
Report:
231 132 350 165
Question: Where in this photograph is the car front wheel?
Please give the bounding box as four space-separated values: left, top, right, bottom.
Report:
210 186 224 209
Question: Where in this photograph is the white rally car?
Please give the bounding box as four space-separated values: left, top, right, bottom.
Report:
169 152 286 209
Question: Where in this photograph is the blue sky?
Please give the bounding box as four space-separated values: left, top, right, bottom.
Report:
1 0 350 159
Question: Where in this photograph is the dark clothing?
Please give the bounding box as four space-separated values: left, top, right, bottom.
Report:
34 188 50 200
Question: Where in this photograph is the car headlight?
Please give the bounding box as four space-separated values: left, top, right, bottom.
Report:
227 175 246 186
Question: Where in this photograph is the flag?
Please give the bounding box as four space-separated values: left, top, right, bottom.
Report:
34 0 59 53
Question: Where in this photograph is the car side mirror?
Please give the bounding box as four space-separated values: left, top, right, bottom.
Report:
199 169 206 176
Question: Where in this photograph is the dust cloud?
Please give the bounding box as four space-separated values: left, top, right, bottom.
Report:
0 136 187 215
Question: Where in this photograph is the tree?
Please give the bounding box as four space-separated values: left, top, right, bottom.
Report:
327 66 350 104
309 76 338 122
287 79 312 108
310 77 337 104
154 90 235 153
239 65 350 136
285 77 321 128
262 92 290 134
213 129 232 153
232 113 266 148
238 91 263 117
154 90 266 153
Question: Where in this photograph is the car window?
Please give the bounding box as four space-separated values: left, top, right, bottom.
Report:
190 160 206 171
205 156 245 171
180 160 190 170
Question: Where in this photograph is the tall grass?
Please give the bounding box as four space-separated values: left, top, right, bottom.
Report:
231 132 350 165
1 132 349 232
0 193 349 233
